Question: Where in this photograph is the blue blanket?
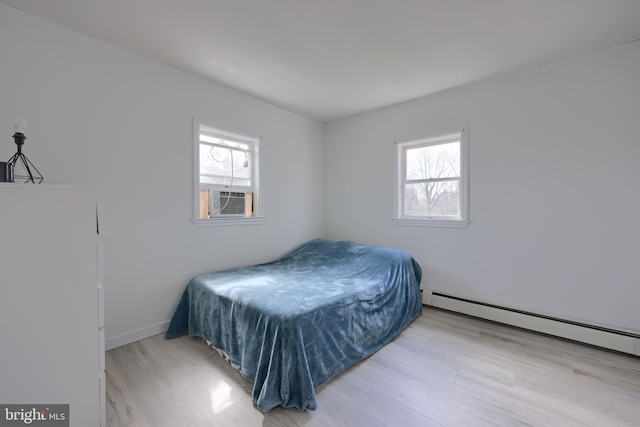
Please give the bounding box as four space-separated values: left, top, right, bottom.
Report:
165 239 422 411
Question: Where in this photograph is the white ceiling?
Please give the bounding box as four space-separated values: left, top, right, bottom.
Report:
2 0 640 123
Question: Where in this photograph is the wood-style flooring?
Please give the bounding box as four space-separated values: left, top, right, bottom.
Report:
106 307 640 426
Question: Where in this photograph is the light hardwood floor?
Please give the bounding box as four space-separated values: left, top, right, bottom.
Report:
106 308 640 427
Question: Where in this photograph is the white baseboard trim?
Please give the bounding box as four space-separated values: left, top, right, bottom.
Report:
105 320 170 351
423 289 640 356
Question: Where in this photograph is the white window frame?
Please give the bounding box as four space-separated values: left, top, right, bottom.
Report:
192 118 264 227
393 127 470 228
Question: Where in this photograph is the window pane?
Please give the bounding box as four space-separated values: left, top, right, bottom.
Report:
200 134 247 150
405 180 459 216
200 143 250 186
195 122 261 222
406 141 460 180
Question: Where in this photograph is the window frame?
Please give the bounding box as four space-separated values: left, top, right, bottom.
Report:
192 118 264 227
393 127 470 228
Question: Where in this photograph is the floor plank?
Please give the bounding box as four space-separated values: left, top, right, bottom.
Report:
106 308 640 427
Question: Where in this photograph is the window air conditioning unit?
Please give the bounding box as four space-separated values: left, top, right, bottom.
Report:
211 191 246 217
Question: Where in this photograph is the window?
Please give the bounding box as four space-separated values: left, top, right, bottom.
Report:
193 120 262 226
394 128 469 228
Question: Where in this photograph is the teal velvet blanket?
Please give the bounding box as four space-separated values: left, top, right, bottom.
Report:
165 239 422 411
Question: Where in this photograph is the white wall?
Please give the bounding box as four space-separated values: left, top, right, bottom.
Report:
325 41 640 334
0 4 325 348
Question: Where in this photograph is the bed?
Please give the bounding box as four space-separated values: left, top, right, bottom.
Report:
165 238 422 411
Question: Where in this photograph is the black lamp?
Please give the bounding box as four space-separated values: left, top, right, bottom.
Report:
7 119 43 184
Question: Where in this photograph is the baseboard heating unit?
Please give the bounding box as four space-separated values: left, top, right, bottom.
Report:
423 289 640 356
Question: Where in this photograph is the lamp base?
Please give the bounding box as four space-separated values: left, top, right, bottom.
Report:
7 153 43 184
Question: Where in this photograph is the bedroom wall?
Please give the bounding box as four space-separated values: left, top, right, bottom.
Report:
324 41 640 334
0 4 325 349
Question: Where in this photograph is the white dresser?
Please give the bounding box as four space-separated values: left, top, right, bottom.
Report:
0 184 105 426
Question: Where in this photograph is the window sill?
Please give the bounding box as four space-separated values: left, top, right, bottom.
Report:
392 218 471 229
193 217 265 227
